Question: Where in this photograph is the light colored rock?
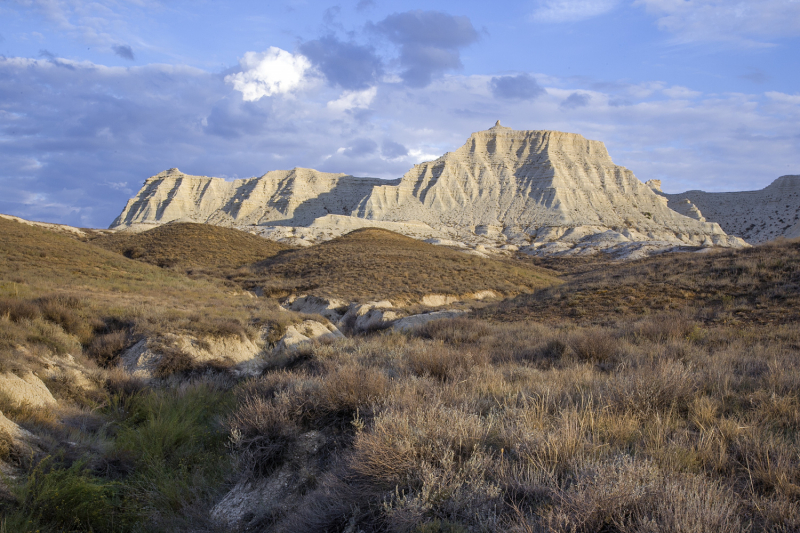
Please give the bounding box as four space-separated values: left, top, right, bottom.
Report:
0 371 56 408
255 214 446 246
211 430 326 530
662 175 800 244
424 238 468 248
470 290 497 300
391 310 467 332
275 320 343 351
0 410 41 472
111 167 393 230
120 332 265 379
110 124 749 256
283 295 348 322
421 294 460 307
669 198 706 222
339 301 397 332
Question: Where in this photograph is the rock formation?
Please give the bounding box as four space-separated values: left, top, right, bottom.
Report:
111 167 393 232
659 175 800 244
111 123 749 256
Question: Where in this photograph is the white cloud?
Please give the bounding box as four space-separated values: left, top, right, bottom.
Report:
531 0 620 23
766 91 800 105
327 86 377 112
225 48 313 101
662 85 702 99
1 53 799 228
635 0 800 44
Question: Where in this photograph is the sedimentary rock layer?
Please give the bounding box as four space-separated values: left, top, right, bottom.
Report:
661 175 800 244
111 123 747 251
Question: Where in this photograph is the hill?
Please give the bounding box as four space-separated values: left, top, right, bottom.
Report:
661 175 800 243
93 222 292 271
236 227 558 302
481 236 800 326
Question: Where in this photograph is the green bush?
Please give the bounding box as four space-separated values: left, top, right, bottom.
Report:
7 457 125 532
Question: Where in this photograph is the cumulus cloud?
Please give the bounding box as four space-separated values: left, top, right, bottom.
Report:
372 10 479 87
1 54 799 228
112 44 135 61
490 73 546 100
225 48 313 101
299 36 383 90
634 0 800 44
531 0 620 23
560 91 591 109
327 87 377 112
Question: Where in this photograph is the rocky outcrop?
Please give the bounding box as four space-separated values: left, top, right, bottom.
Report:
661 175 800 244
111 123 749 255
111 167 392 232
121 333 265 379
352 122 735 248
0 371 57 408
274 320 344 351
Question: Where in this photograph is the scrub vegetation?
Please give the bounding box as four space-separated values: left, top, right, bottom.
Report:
1 216 798 532
234 228 558 302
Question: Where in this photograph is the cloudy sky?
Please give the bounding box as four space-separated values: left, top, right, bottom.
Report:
1 0 799 228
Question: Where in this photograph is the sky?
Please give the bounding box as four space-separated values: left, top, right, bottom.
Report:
1 0 799 228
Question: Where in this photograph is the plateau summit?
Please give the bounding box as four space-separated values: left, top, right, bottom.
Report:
112 123 751 257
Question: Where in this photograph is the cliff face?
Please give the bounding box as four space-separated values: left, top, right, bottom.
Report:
111 123 748 251
662 175 800 244
353 123 728 243
111 168 394 231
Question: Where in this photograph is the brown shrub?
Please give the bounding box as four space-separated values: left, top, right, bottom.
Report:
87 330 129 367
406 344 488 381
228 394 301 477
569 329 620 367
153 345 196 378
416 318 493 345
315 364 390 419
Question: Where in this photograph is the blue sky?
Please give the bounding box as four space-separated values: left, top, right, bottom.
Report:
1 0 799 228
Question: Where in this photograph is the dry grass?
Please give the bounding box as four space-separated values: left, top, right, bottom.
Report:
4 215 800 531
226 308 800 531
92 221 291 273
488 237 800 326
234 228 558 302
0 217 302 373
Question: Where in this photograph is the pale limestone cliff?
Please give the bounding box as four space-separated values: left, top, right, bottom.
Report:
111 124 749 254
353 122 734 247
662 175 800 244
111 167 393 231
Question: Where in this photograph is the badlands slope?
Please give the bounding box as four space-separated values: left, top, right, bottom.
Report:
111 123 747 257
659 175 800 244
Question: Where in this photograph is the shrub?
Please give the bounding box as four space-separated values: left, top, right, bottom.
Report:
8 457 125 532
569 329 619 367
87 330 129 367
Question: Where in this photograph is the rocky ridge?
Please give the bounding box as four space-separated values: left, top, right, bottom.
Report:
111 123 749 257
655 175 800 244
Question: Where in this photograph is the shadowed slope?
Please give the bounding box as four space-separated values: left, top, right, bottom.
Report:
238 228 558 302
93 222 292 271
482 238 800 326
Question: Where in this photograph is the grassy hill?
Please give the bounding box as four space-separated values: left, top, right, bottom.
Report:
0 217 294 370
235 228 558 302
481 238 800 326
92 222 292 272
3 216 799 532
